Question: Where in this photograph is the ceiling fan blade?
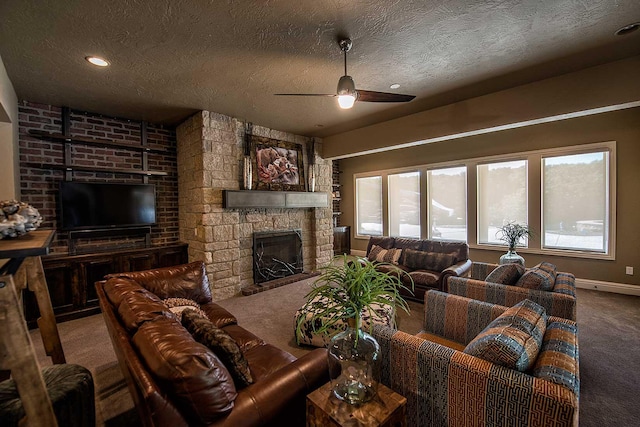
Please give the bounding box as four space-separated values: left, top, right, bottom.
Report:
356 90 415 103
274 93 336 97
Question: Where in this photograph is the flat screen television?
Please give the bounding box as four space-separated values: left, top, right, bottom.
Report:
59 182 156 230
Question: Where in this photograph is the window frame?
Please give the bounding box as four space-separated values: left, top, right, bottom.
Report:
353 141 616 260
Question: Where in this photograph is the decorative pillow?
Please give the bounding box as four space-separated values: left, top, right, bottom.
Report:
485 263 525 285
367 244 402 265
532 321 579 395
535 262 558 282
515 267 555 291
402 249 455 272
163 297 208 320
463 299 547 371
182 309 254 388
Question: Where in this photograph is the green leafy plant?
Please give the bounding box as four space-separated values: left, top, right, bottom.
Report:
496 222 533 250
296 255 413 343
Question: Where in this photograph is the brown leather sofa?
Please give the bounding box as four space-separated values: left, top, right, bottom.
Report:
366 236 471 302
96 261 329 427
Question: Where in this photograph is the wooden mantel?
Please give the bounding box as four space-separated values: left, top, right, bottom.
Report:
222 190 329 209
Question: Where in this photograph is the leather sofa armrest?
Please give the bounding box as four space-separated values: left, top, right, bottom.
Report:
105 261 213 305
212 348 329 426
440 259 472 290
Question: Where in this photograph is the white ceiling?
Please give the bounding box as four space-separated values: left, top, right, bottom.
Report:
1 0 639 137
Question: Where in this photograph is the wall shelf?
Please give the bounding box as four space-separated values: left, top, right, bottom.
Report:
27 163 168 176
29 130 173 154
222 190 329 209
27 112 170 179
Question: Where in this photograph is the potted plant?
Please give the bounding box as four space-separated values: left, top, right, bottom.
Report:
496 222 533 266
296 255 413 405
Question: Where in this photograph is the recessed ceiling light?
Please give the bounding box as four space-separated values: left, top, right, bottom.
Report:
85 56 110 67
614 22 640 36
389 83 401 89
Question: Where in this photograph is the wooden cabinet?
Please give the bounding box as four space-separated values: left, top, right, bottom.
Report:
23 243 188 328
333 226 351 255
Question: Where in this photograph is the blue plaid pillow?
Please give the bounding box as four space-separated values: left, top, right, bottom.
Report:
485 263 525 285
464 299 547 371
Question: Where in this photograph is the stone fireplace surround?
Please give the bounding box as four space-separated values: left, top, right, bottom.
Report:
177 111 333 301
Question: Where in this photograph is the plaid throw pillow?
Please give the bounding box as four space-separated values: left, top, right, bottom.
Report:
516 267 555 291
485 263 525 285
464 299 547 371
367 244 402 265
182 309 254 388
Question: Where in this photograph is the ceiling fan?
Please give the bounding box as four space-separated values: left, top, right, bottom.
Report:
275 38 416 109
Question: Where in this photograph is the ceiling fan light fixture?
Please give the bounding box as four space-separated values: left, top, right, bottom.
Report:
338 94 356 109
337 75 357 109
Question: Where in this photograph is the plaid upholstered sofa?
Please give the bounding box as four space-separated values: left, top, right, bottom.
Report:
371 290 579 427
446 261 577 321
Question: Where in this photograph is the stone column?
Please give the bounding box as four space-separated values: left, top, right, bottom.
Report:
177 111 333 300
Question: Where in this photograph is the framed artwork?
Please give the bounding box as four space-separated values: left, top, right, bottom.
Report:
251 135 306 191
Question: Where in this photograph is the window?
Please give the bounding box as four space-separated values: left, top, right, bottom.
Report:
542 151 609 252
388 172 421 238
427 167 467 241
477 160 528 245
353 142 614 259
356 176 382 236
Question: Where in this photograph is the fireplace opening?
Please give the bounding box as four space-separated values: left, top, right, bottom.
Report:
253 229 303 285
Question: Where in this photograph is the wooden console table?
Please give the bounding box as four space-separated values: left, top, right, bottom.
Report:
0 229 65 426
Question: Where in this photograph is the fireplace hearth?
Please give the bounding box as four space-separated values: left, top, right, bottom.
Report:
253 229 303 285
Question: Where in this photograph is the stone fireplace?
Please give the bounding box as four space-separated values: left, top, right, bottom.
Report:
253 229 303 284
176 111 333 300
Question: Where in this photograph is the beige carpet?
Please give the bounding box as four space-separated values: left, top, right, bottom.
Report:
28 282 639 426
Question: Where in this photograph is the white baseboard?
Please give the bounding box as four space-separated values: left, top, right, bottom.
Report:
350 249 367 257
574 278 640 296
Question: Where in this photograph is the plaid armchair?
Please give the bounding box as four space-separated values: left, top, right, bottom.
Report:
445 261 577 320
371 290 579 427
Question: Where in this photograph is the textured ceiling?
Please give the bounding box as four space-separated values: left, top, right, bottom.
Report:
1 1 639 137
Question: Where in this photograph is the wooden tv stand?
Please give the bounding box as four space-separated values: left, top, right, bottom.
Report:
22 242 188 328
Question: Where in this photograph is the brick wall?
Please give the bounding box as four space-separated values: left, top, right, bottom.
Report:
18 101 179 254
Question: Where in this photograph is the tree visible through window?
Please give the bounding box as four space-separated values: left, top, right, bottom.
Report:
477 160 528 245
543 152 609 252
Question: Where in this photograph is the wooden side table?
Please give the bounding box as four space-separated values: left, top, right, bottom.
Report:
0 229 65 427
307 381 406 427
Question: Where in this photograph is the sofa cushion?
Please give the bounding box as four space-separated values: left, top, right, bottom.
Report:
407 270 439 287
532 321 579 395
402 248 455 272
132 316 237 424
118 287 174 332
516 267 555 291
182 309 254 388
535 262 558 282
485 263 525 285
463 299 547 371
367 244 402 265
